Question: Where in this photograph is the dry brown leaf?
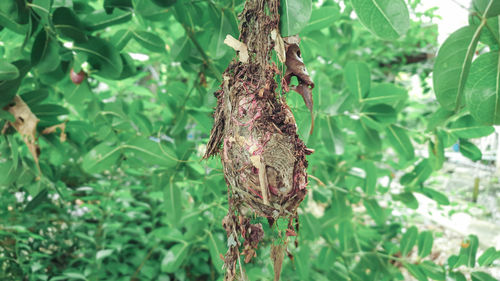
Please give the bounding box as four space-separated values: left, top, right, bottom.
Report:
5 96 41 174
271 244 285 281
42 122 67 142
224 35 249 63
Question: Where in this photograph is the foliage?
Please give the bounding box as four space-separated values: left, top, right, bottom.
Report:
0 0 499 280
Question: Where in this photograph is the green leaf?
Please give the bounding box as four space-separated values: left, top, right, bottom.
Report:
386 125 414 161
400 159 433 186
111 29 132 50
96 249 114 260
477 247 500 266
417 231 433 258
472 0 500 18
362 104 397 125
53 7 87 42
209 8 236 59
362 161 376 196
449 271 467 281
449 114 495 138
457 235 479 267
471 272 498 281
206 231 224 273
161 242 189 273
362 83 408 105
363 198 385 225
31 30 61 74
393 191 419 209
73 36 123 79
403 262 427 281
124 137 176 168
164 180 182 227
0 110 15 122
132 30 166 53
427 107 454 131
354 120 381 152
0 60 31 107
24 188 49 212
0 60 19 80
420 187 450 205
0 2 28 34
465 52 500 125
31 104 69 118
300 6 340 34
419 261 445 281
82 9 132 31
350 0 410 40
433 26 482 111
428 134 445 170
280 0 312 36
344 61 371 101
400 226 418 256
151 0 176 7
20 89 49 106
82 142 122 174
459 139 482 161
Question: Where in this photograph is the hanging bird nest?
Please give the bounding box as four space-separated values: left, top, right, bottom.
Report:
204 0 314 280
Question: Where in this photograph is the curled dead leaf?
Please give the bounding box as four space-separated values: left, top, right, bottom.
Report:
224 35 249 63
4 96 41 174
42 122 67 142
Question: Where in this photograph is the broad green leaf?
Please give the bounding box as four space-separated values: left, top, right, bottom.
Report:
53 7 87 42
420 187 450 205
209 8 236 59
344 61 371 101
449 271 467 281
457 235 479 267
350 0 410 40
393 191 419 209
363 199 385 225
400 226 418 256
0 2 28 34
400 159 433 186
428 134 445 170
151 0 176 7
427 108 454 131
0 60 31 107
300 6 340 34
386 125 414 161
104 0 133 12
354 120 381 152
403 262 427 281
164 180 182 227
419 261 445 281
362 83 408 105
433 26 482 111
134 0 174 21
417 231 433 258
206 231 225 273
31 30 61 74
24 188 48 212
20 89 50 106
132 30 166 53
477 247 500 266
0 60 19 80
111 29 132 50
321 117 344 155
362 104 397 125
472 0 500 18
82 142 122 174
73 36 123 79
161 242 189 273
171 35 192 62
96 249 114 260
362 161 376 196
124 137 176 168
82 9 132 31
31 0 52 24
459 139 482 161
465 52 500 125
449 114 495 138
31 104 69 118
471 272 498 281
0 110 15 122
280 0 312 36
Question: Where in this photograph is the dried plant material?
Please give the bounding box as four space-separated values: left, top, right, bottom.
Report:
271 244 285 281
272 30 286 63
5 96 41 173
283 37 315 134
42 122 67 142
224 35 249 63
205 1 313 280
